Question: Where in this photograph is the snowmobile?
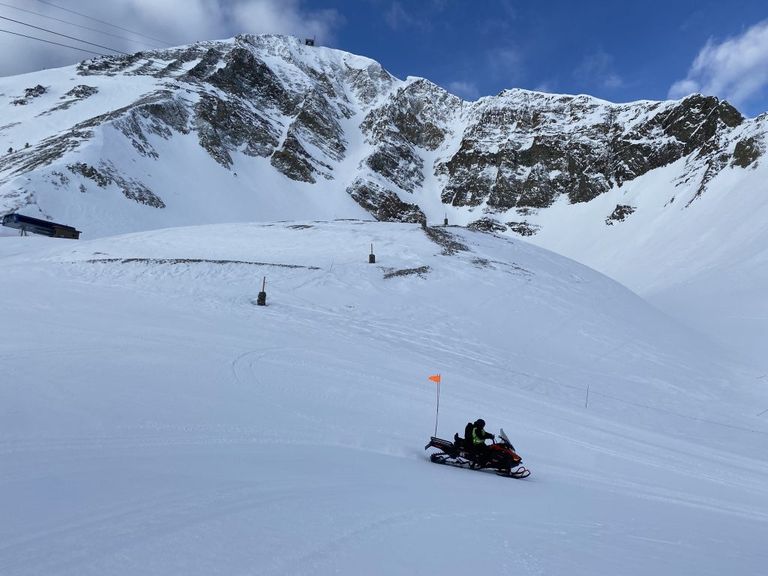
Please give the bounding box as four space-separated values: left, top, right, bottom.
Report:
424 428 531 479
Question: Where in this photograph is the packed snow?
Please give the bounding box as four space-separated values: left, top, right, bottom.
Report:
1 221 767 575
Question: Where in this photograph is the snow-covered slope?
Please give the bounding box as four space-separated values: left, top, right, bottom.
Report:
1 222 767 575
0 36 383 235
524 152 768 369
1 34 766 371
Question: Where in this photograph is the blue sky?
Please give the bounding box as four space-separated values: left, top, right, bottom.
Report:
318 0 768 116
1 0 767 116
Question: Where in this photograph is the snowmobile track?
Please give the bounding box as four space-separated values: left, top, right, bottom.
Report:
429 452 531 479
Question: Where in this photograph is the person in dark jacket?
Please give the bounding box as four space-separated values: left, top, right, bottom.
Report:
464 418 494 463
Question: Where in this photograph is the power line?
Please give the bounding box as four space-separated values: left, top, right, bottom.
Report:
0 15 128 54
0 1 165 50
33 0 169 46
0 27 104 56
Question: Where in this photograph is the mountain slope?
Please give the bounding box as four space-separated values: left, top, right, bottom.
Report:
521 149 768 368
1 222 767 575
2 34 767 375
1 34 766 236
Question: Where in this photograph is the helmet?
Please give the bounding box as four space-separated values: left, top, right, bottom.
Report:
474 419 485 428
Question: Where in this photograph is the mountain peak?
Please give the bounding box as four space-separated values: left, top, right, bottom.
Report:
0 33 765 242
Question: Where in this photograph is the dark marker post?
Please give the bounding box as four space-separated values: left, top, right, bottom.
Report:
257 276 267 306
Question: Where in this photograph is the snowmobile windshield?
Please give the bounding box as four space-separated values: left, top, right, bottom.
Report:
499 429 511 446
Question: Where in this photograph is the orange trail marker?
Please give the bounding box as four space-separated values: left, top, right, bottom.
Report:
428 374 442 436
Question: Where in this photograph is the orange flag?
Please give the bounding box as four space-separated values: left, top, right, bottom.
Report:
428 374 441 384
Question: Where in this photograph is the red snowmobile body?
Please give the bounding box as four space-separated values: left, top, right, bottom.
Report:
425 428 531 479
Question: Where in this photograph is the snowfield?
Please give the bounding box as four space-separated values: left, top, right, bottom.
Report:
1 221 767 575
1 34 766 384
525 155 768 374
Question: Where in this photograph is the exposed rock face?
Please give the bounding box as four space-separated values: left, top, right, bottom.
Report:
433 91 749 213
357 78 462 199
194 93 279 168
364 142 423 193
1 33 765 230
605 204 636 225
64 85 98 100
206 46 298 118
68 161 165 208
12 85 47 105
346 178 425 223
467 217 507 233
271 133 320 183
732 136 763 168
362 79 460 151
343 61 395 107
659 95 743 155
506 221 540 236
271 89 346 181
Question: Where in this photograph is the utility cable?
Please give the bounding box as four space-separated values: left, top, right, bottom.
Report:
0 27 104 56
33 0 168 46
0 15 128 54
0 1 165 49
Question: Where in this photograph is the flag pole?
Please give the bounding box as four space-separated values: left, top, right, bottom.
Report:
434 379 440 437
428 374 442 437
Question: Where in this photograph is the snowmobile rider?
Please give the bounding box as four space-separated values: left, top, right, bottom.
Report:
466 419 494 461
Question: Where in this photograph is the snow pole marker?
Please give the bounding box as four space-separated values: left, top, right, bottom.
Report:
585 383 590 408
256 276 267 306
429 374 441 436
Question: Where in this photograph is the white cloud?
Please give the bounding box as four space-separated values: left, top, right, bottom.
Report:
446 80 480 101
573 50 623 91
0 0 342 77
384 2 417 31
533 81 555 94
229 1 342 43
669 19 768 110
